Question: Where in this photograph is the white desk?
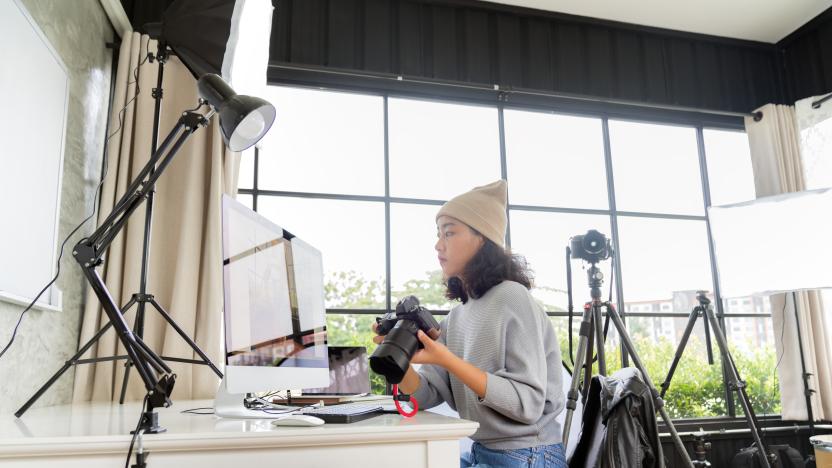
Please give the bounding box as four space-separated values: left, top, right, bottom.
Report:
0 399 478 468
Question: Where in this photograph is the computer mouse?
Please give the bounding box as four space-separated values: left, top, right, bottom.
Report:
272 414 326 427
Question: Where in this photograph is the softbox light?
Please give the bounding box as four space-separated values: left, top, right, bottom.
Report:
154 0 276 150
159 0 273 92
709 187 832 298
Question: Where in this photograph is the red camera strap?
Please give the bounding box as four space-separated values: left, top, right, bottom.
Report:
392 384 419 418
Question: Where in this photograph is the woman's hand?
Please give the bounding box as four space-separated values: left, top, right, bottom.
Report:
372 324 454 368
372 322 384 344
411 330 454 367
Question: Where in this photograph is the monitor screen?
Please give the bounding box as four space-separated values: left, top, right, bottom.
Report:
303 346 371 395
221 195 329 393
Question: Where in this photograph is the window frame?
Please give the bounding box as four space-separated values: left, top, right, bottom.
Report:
239 82 774 423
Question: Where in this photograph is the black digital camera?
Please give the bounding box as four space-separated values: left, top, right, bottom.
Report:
570 229 612 264
369 296 441 384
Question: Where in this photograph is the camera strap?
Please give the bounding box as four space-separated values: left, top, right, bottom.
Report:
392 384 418 417
567 246 575 366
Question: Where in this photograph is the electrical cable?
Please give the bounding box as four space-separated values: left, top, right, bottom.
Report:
180 407 215 415
759 295 789 444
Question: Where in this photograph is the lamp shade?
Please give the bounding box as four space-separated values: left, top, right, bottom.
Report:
198 74 276 151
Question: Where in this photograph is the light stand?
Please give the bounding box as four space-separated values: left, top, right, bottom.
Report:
15 73 276 430
113 39 224 405
660 291 775 468
562 260 694 467
790 291 816 434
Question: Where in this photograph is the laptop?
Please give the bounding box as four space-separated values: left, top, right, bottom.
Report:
301 346 372 397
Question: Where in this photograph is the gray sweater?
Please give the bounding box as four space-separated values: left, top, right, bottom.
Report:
411 280 564 450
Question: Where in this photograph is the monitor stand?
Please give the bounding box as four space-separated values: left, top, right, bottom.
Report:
214 376 299 419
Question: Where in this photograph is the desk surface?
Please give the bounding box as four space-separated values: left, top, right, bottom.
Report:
1 399 479 459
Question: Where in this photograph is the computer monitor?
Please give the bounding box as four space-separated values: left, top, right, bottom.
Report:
216 195 329 417
302 346 371 396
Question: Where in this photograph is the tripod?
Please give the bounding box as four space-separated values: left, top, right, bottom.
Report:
660 291 775 468
15 42 222 421
562 262 694 467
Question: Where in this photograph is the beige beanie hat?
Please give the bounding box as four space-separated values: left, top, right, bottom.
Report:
436 180 508 248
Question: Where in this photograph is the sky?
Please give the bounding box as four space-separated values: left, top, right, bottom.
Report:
236 84 760 311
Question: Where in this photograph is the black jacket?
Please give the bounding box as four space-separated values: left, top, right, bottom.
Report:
569 368 664 468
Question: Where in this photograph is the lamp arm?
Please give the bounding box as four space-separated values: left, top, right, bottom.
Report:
91 120 185 245
71 109 211 407
75 111 209 265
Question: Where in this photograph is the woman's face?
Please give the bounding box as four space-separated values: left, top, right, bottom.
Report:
435 215 484 280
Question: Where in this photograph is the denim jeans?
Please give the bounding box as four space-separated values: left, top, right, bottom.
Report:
460 441 567 468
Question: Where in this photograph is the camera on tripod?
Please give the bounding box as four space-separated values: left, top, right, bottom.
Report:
369 296 441 384
570 229 612 264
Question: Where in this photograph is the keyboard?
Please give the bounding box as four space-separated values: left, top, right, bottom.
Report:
301 404 383 424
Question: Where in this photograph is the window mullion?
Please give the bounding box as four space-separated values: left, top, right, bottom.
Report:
498 105 511 246
601 117 628 368
696 126 736 418
384 95 392 314
253 146 259 211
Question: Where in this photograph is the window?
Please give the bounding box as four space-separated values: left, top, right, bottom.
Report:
504 110 608 209
508 210 612 312
242 84 779 416
609 121 704 215
257 196 386 310
616 217 713 310
258 87 385 196
703 129 756 206
389 203 453 310
388 98 501 200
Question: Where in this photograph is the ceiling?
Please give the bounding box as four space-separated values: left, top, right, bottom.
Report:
480 0 832 43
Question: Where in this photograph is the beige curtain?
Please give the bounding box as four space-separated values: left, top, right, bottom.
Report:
744 104 830 421
72 32 240 402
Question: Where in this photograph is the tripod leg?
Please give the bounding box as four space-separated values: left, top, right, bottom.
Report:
607 307 694 468
704 306 772 468
15 321 115 417
149 299 223 378
593 302 606 376
562 303 594 447
118 297 140 404
583 308 595 397
660 306 701 399
703 309 714 365
118 360 132 404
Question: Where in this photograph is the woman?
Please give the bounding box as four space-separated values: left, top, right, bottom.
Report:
373 180 566 468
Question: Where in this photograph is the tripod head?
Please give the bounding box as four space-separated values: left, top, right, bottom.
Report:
696 290 711 307
587 262 605 301
569 229 613 303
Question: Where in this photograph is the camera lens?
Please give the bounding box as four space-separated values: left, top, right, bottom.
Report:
582 230 605 254
369 320 421 384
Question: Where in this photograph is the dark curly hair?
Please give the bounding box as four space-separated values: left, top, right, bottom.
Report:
445 231 534 304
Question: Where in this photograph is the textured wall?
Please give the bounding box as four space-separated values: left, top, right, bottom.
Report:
0 0 114 414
